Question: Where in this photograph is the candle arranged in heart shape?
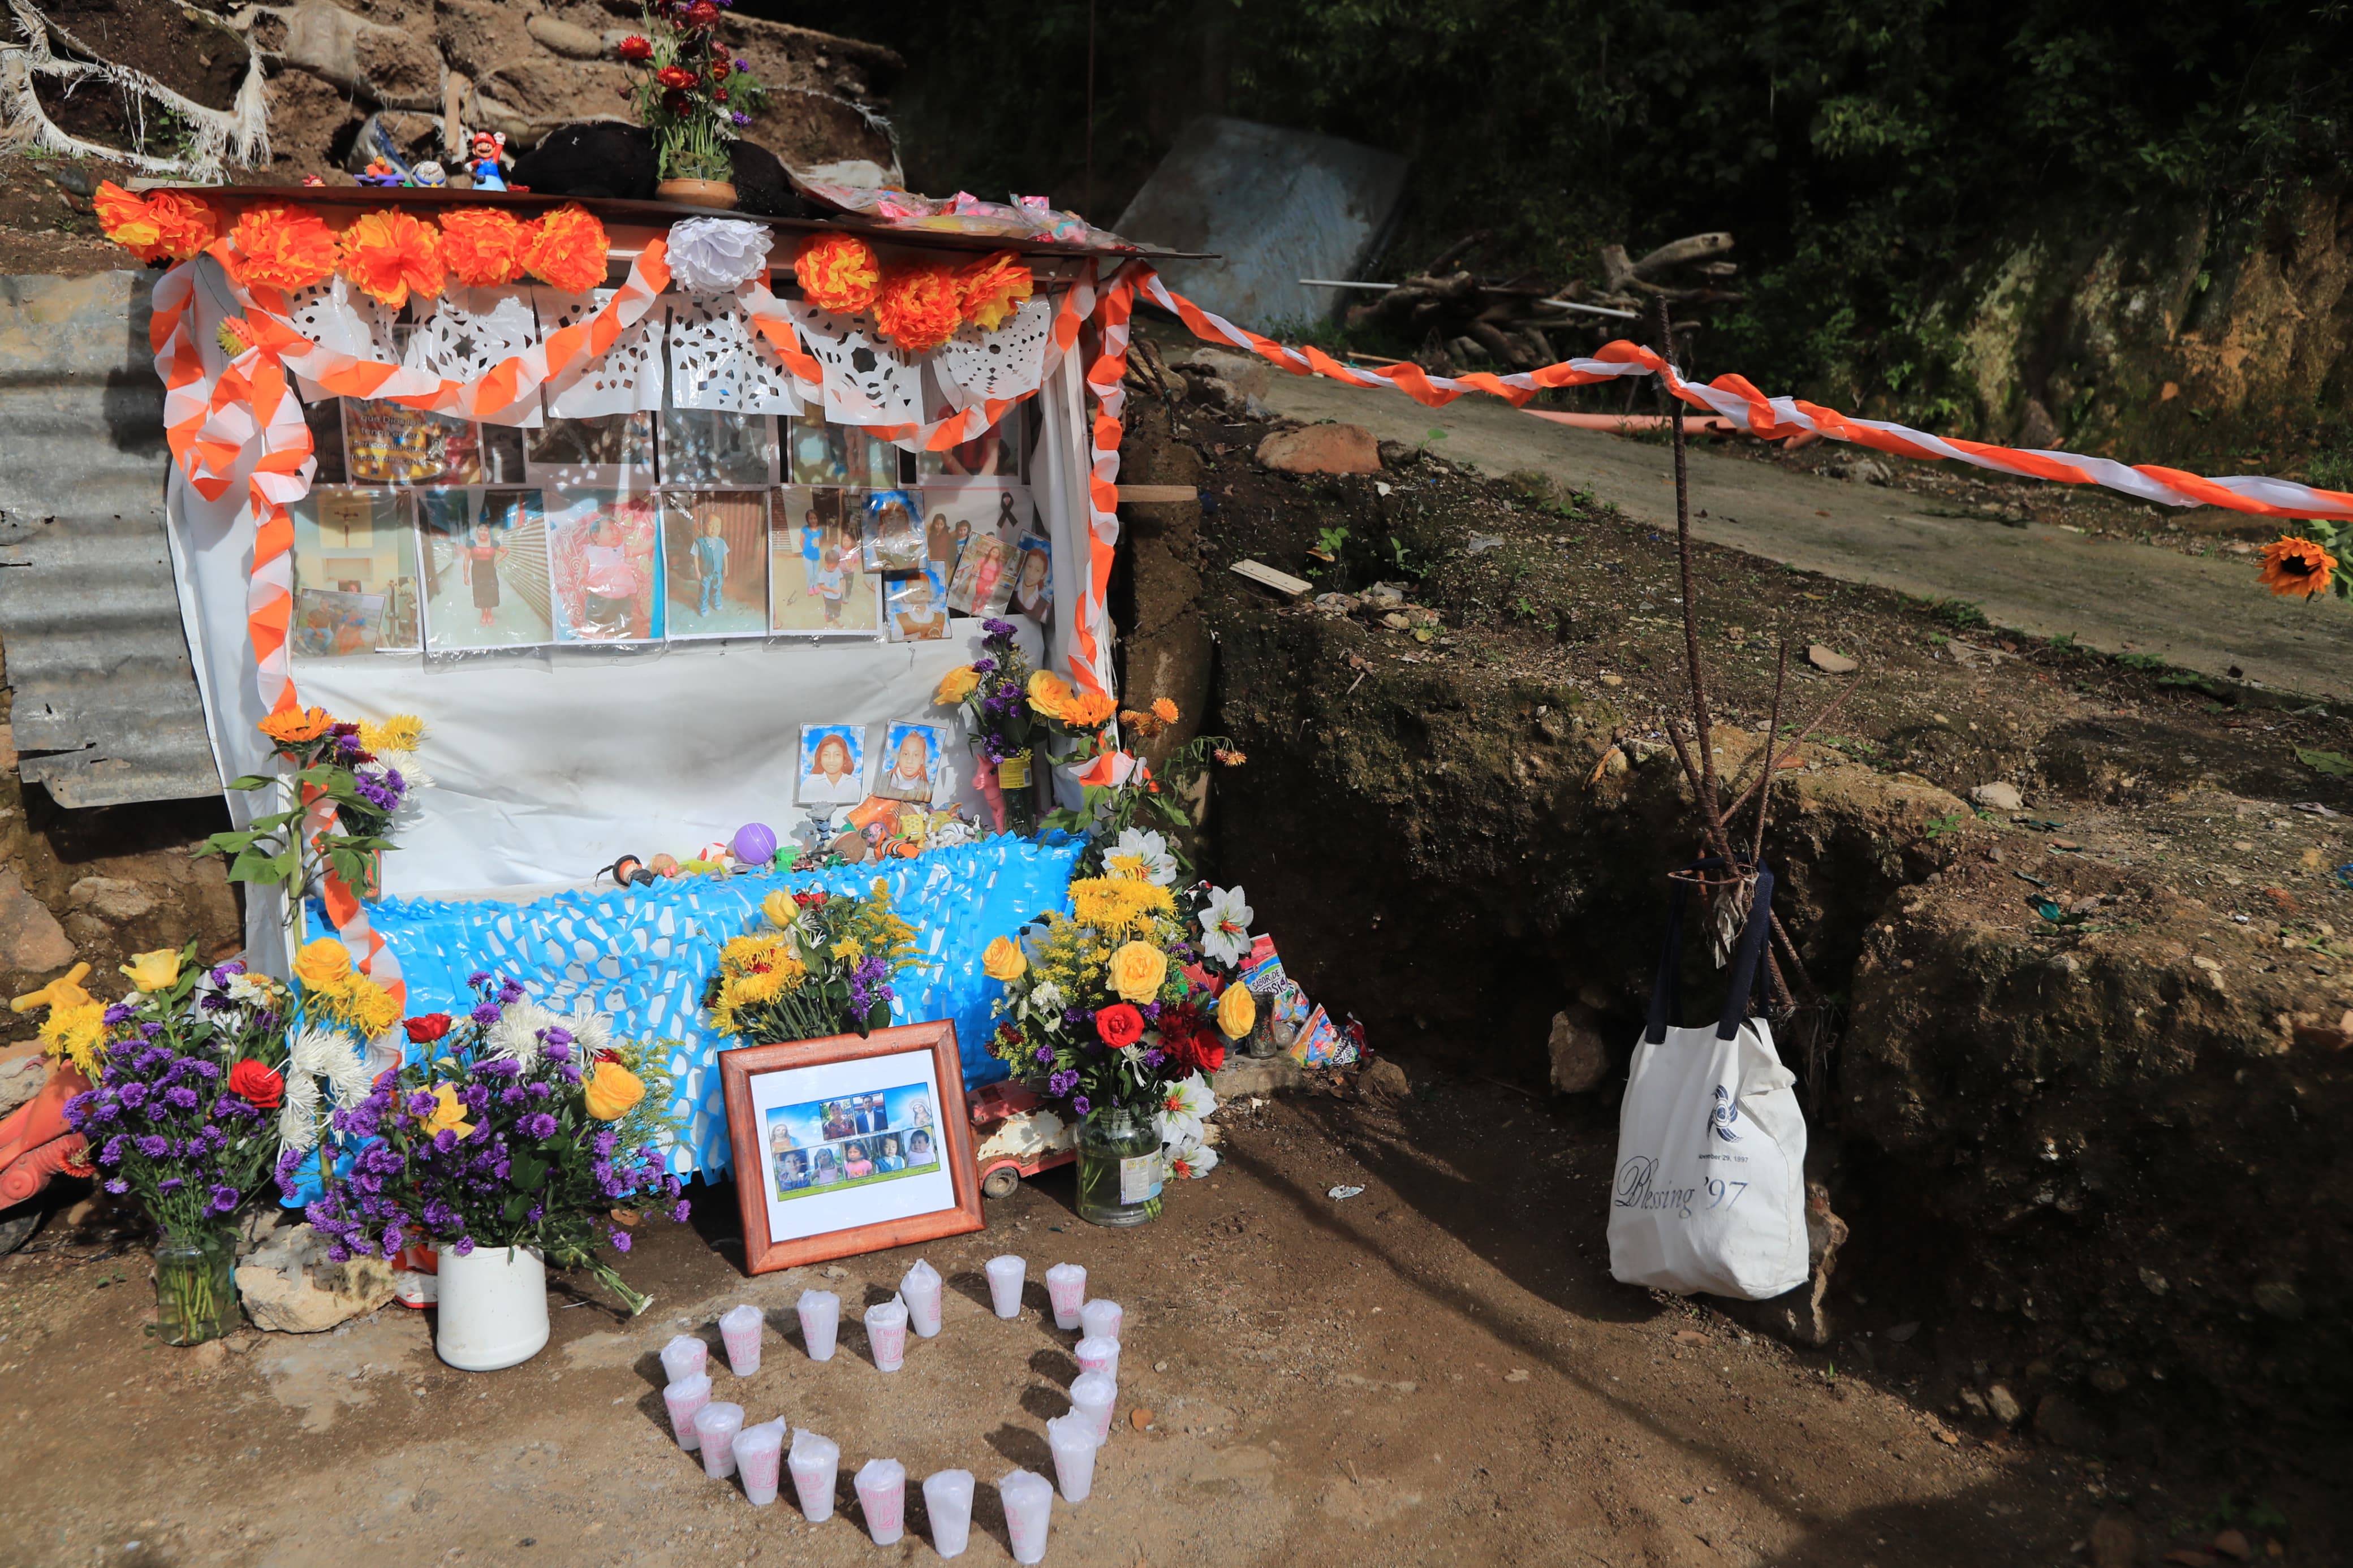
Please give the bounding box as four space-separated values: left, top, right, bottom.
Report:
719 1303 764 1377
1078 1297 1123 1342
1070 1370 1117 1442
984 1254 1027 1319
662 1372 712 1452
693 1402 745 1481
856 1457 907 1545
789 1428 840 1522
900 1258 944 1338
998 1468 1054 1564
1046 1411 1102 1502
659 1333 707 1385
923 1468 975 1558
1044 1262 1087 1330
796 1288 841 1362
1073 1334 1121 1383
865 1297 910 1372
733 1418 786 1506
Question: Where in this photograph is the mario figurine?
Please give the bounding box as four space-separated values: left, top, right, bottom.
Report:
466 129 510 192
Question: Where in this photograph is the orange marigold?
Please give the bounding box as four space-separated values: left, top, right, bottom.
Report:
438 206 531 287
94 183 219 264
1063 691 1118 728
258 705 338 745
873 263 963 353
521 204 609 293
956 250 1034 332
2257 535 2339 599
231 205 338 291
794 232 882 314
338 210 445 309
1151 697 1179 724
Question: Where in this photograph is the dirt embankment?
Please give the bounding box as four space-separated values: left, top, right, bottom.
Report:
1113 378 2353 1475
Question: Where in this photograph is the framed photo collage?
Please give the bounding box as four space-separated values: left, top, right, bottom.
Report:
291 398 1049 660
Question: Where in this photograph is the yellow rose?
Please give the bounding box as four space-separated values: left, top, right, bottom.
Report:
762 889 798 930
935 665 981 705
1107 940 1168 1004
120 948 182 994
584 1059 646 1121
423 1083 474 1139
1025 669 1074 719
981 935 1028 981
294 938 353 990
1217 983 1257 1040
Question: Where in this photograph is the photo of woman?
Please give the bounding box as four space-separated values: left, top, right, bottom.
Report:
1011 538 1053 623
797 724 868 806
774 1148 809 1194
420 487 555 650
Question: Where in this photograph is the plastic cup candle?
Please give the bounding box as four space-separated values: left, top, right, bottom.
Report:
693 1401 745 1481
788 1429 841 1522
734 1419 786 1506
662 1372 711 1451
998 1468 1054 1564
984 1255 1026 1319
1044 1263 1087 1331
660 1333 708 1385
1073 1335 1121 1383
796 1289 841 1362
923 1468 975 1558
855 1457 907 1545
900 1259 944 1338
1078 1298 1123 1342
1070 1370 1117 1442
719 1304 764 1376
865 1297 910 1372
1046 1412 1102 1502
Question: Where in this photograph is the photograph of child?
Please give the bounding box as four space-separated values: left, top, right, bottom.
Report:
525 413 657 486
767 487 880 636
862 489 928 573
661 491 768 637
1010 537 1053 623
916 403 1027 480
796 723 868 806
661 408 777 488
775 1148 811 1192
946 532 1016 616
762 1082 942 1203
343 401 484 486
903 1128 937 1168
548 491 663 642
291 488 421 656
419 487 555 650
787 411 900 489
884 563 950 642
873 720 948 805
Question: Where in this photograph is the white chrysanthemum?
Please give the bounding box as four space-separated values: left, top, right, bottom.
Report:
1107 827 1178 887
279 1068 322 1153
226 972 278 1005
558 997 614 1056
366 749 435 792
484 998 558 1061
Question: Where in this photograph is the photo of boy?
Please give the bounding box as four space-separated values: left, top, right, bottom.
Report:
774 1148 809 1194
904 1128 936 1168
875 1134 907 1173
662 491 768 637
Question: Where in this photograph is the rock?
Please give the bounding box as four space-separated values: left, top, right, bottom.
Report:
2088 1362 2130 1394
2249 1280 2304 1320
232 1223 396 1334
0 870 74 974
1807 644 1859 675
1169 348 1270 403
1361 582 1407 610
68 875 157 923
1970 781 2024 811
2018 398 2062 450
1359 1057 1411 1103
2089 1514 2144 1568
0 1046 48 1118
2033 1390 2101 1449
1956 1388 1989 1418
1256 423 1382 476
2210 1530 2251 1562
1376 439 1419 468
1546 1007 1610 1094
524 14 608 58
1985 1383 2024 1425
2138 1266 2168 1295
1130 1407 1154 1432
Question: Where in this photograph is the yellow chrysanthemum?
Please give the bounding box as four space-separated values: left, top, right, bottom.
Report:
40 1000 109 1077
1069 875 1176 936
358 713 425 753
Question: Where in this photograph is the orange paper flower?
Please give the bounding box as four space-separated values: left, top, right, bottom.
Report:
231 205 338 291
94 183 219 264
873 262 963 353
794 232 881 314
2257 535 2338 599
956 250 1034 332
521 203 609 293
258 705 337 745
337 210 445 309
438 206 531 287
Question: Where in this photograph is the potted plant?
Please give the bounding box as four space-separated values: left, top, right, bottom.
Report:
983 861 1259 1225
704 882 923 1044
41 947 291 1345
615 0 769 209
295 975 687 1370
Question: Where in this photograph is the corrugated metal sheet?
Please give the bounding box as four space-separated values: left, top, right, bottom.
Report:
0 271 219 807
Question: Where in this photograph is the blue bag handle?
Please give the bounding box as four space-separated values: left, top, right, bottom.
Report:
1642 859 1775 1044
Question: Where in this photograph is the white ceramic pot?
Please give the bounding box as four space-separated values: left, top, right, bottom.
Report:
434 1244 550 1371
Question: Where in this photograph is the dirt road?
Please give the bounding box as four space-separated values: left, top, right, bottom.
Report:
1252 372 2353 702
3 1083 2295 1568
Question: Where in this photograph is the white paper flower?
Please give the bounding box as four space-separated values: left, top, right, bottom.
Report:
667 217 775 293
1197 884 1255 967
1154 1071 1217 1146
1162 1136 1219 1181
1106 827 1178 887
485 998 558 1062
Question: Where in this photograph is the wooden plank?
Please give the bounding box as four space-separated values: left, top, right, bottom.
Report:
1115 484 1199 503
1230 559 1314 599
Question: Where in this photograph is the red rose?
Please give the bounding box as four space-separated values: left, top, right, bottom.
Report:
1094 1004 1144 1049
656 64 697 89
227 1059 284 1110
404 1012 453 1044
617 34 653 61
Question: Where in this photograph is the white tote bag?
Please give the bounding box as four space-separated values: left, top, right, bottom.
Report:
1608 862 1810 1301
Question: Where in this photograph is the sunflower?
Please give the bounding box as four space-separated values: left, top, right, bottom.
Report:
2257 535 2338 599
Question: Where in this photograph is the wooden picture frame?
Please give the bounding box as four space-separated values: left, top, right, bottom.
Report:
719 1020 985 1275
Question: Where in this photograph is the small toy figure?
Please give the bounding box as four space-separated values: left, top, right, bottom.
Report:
357 157 406 188
299 174 327 188
648 853 682 878
466 129 510 192
601 854 657 888
411 160 448 188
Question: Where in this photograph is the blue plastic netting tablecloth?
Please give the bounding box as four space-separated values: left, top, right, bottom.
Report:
335 835 1084 1180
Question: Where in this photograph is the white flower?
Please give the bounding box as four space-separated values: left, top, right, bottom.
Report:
1031 980 1065 1016
667 216 775 292
1154 1071 1217 1145
1106 828 1177 887
225 972 278 1005
485 998 558 1062
558 997 614 1057
1197 884 1255 967
367 751 436 792
278 1069 322 1152
1163 1136 1219 1181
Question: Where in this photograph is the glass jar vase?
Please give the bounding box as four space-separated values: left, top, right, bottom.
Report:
153 1227 238 1346
1075 1106 1163 1228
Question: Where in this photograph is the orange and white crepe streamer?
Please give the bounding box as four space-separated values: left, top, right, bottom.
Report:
300 786 406 1008
1133 271 2353 524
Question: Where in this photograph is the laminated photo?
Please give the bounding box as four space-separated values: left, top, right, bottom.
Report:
290 487 420 655
768 486 879 637
872 720 949 804
342 400 483 486
945 532 1016 617
1010 535 1052 623
661 490 769 638
548 491 665 642
786 409 902 489
796 723 868 806
914 400 1029 480
884 561 951 642
861 489 928 573
764 1082 941 1202
660 408 778 488
525 413 658 488
419 487 556 650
